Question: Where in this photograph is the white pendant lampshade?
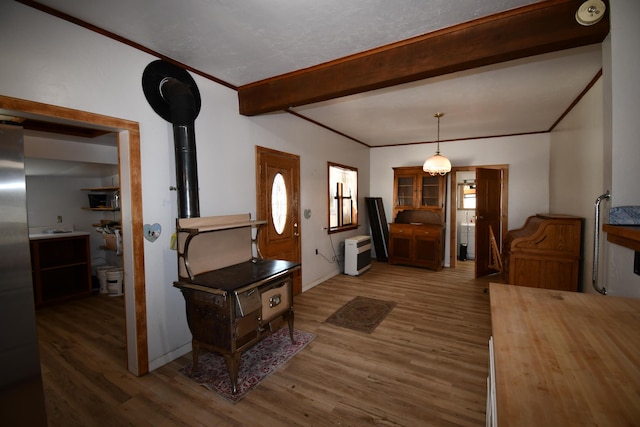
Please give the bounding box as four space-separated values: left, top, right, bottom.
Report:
423 153 452 176
423 112 451 176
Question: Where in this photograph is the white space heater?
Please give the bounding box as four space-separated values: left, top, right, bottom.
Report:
344 235 372 276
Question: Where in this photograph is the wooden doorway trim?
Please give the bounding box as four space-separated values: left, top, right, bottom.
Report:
449 164 509 270
0 94 148 376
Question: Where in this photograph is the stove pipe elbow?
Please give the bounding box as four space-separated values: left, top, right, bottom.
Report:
160 77 198 126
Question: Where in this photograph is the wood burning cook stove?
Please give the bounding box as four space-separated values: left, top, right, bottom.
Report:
142 61 299 394
172 214 300 394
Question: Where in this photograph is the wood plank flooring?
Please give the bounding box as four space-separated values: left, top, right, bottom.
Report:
36 260 497 426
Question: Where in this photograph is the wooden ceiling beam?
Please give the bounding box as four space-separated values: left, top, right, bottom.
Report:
238 0 609 116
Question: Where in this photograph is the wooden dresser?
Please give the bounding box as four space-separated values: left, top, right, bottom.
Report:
488 283 640 426
502 214 583 291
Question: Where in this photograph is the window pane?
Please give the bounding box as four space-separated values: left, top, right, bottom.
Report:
328 162 358 232
271 173 287 234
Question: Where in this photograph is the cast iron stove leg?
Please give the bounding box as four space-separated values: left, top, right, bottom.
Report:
224 352 242 394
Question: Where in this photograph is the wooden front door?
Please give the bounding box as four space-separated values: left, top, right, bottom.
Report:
256 146 302 294
475 167 502 278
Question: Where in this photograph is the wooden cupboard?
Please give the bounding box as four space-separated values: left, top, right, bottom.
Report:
389 166 446 270
30 234 92 307
389 222 444 271
392 166 445 221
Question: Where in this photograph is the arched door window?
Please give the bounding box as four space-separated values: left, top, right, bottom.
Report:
271 172 287 234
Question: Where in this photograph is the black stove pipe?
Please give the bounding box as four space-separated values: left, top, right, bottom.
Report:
160 77 200 218
142 60 202 219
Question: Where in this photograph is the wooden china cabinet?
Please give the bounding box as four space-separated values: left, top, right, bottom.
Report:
389 166 446 270
392 166 445 215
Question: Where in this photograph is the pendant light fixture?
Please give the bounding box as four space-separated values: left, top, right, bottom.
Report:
423 112 451 176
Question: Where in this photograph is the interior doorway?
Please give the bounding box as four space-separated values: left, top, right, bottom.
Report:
0 94 148 376
449 164 509 279
24 127 121 284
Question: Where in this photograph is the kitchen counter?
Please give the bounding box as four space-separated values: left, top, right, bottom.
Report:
603 223 640 251
29 231 90 240
489 283 640 426
28 224 90 240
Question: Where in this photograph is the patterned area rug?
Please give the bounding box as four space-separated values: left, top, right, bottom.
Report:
179 328 315 403
325 296 396 333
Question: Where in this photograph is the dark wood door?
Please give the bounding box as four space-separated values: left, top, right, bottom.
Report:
475 167 502 278
256 146 302 294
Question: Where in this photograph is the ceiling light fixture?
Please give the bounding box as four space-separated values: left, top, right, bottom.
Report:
575 0 606 26
423 112 451 176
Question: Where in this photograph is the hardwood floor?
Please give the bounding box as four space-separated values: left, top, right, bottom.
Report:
36 260 497 426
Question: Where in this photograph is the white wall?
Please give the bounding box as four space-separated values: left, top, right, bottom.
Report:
601 0 640 297
549 79 603 294
24 133 118 164
25 176 102 229
0 2 368 370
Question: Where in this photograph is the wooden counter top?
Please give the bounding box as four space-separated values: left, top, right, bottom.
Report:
603 224 640 251
490 283 640 426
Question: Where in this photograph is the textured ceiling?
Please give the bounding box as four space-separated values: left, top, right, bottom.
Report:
34 0 543 87
24 0 604 149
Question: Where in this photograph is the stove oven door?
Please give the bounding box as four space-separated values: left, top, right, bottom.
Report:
260 277 292 324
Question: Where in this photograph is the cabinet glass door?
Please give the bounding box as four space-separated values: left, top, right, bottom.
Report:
396 176 415 207
420 175 440 207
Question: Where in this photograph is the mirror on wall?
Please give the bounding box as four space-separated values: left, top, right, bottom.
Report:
458 182 476 210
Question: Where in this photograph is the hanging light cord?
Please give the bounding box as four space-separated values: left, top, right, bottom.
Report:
435 112 443 154
423 111 450 176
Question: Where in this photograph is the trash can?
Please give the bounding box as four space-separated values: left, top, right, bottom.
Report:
96 265 118 294
106 268 124 296
459 243 468 261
